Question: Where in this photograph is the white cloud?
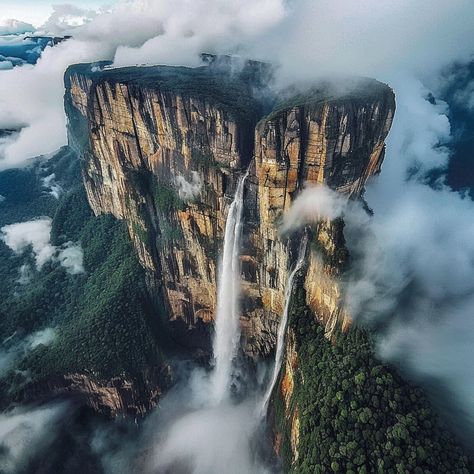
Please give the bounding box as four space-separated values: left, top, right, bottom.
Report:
0 19 35 35
0 328 56 376
0 403 66 473
1 0 474 448
57 242 84 274
42 173 62 199
111 0 286 67
279 72 474 433
452 78 474 111
1 218 55 269
281 184 349 233
175 171 202 201
150 402 268 474
0 61 13 71
17 263 32 285
339 84 474 429
1 218 84 274
0 0 286 170
255 0 474 84
38 4 101 36
27 327 56 349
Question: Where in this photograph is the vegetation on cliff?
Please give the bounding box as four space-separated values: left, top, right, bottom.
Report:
0 151 164 403
275 287 471 473
66 59 270 124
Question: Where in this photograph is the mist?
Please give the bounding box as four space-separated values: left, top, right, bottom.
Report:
1 218 84 273
0 403 67 472
343 82 474 437
0 0 285 169
175 171 202 201
141 370 271 474
0 327 57 377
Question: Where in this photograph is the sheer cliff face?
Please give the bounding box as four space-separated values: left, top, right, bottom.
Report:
65 62 394 357
251 86 394 341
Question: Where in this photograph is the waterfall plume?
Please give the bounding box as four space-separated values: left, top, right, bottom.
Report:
210 171 249 404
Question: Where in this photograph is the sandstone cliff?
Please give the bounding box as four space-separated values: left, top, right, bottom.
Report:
65 59 394 363
15 370 169 418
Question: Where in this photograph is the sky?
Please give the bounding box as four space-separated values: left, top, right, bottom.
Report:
0 0 114 26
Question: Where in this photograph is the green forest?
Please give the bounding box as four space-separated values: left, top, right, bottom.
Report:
0 149 163 405
274 286 471 473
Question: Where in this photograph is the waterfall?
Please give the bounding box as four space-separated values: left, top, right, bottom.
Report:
259 234 308 417
210 171 248 404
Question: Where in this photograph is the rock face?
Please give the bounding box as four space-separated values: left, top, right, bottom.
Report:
13 367 171 418
65 59 395 359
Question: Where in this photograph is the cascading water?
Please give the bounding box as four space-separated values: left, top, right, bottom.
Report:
259 234 308 417
152 173 289 473
210 171 248 404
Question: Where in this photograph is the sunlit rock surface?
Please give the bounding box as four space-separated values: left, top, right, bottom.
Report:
65 59 394 362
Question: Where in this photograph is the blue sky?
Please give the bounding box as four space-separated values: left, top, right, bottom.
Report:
0 1 115 26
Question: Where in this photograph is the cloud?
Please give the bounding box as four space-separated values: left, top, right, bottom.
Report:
38 4 101 36
1 0 474 455
0 19 35 35
0 403 67 473
136 364 271 474
338 81 474 433
150 402 268 474
0 41 104 169
27 327 56 349
1 0 474 170
279 71 474 436
254 0 474 84
1 218 84 274
0 61 13 70
281 184 349 233
111 0 286 67
17 263 32 285
42 173 62 199
1 218 55 269
57 242 84 274
175 171 202 201
0 328 56 376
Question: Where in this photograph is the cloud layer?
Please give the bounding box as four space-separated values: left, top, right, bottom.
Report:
1 0 473 170
0 327 56 377
0 19 35 35
281 185 349 233
1 218 55 268
0 403 66 473
1 218 84 274
282 77 474 431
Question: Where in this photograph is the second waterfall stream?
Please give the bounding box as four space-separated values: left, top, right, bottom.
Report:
259 234 308 417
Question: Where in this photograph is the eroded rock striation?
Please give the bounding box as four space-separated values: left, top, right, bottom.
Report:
65 58 395 362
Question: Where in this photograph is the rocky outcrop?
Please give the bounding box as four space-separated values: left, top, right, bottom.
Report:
65 59 395 359
12 368 171 418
